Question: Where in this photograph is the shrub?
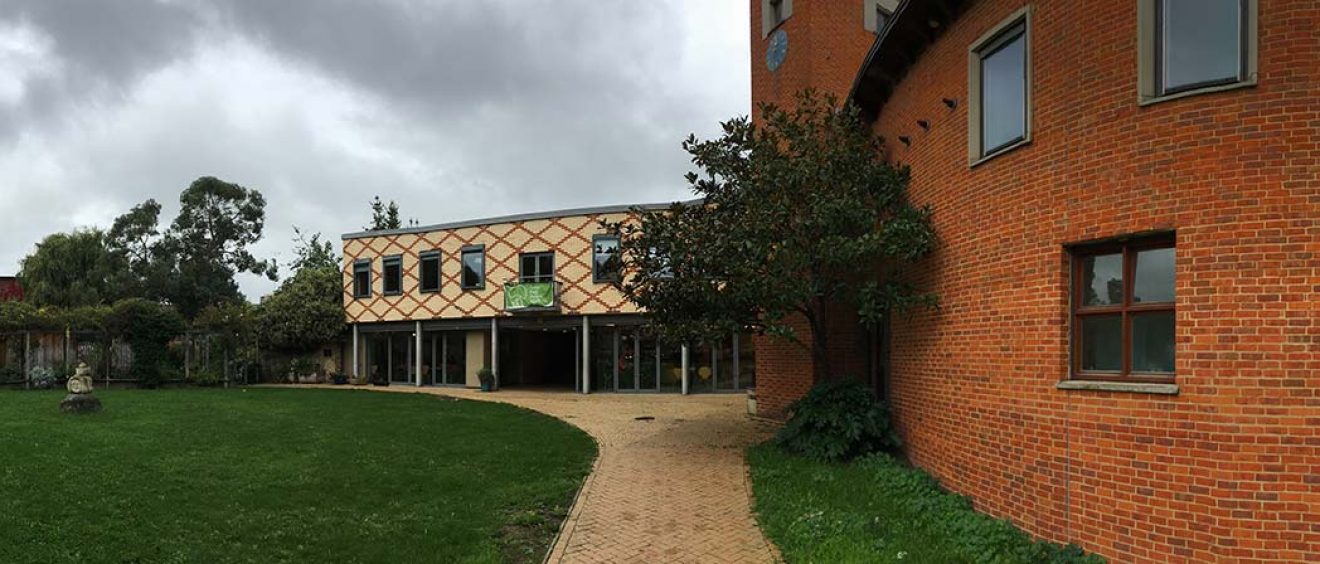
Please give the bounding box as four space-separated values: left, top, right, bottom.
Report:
775 378 899 462
28 366 58 390
105 299 186 388
189 368 225 387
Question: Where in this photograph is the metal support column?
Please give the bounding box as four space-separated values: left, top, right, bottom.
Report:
23 331 31 390
490 318 499 390
681 344 690 395
351 324 359 377
581 317 591 394
415 321 423 386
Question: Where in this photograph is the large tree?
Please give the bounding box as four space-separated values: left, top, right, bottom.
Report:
18 229 128 307
607 91 937 380
256 264 343 354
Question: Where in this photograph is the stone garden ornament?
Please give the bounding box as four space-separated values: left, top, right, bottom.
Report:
59 362 102 414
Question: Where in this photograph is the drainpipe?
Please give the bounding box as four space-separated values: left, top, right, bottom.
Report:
681 344 690 395
23 331 30 390
490 317 499 390
415 321 423 386
581 316 590 394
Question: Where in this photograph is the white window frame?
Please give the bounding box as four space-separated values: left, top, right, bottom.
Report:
968 6 1033 166
1137 0 1258 106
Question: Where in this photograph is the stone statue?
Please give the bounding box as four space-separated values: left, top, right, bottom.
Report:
60 361 102 414
67 362 94 394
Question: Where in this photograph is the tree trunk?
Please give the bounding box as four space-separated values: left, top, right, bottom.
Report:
806 299 832 382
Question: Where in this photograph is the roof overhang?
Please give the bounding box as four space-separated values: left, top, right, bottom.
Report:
848 0 971 123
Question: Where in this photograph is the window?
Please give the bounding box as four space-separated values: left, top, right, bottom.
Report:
1070 236 1176 382
460 246 485 290
592 235 621 283
352 259 372 298
419 251 441 293
864 0 899 34
1139 0 1257 103
519 252 554 284
382 255 403 296
969 8 1030 162
761 0 792 37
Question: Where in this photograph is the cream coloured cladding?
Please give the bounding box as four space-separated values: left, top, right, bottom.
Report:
342 211 639 323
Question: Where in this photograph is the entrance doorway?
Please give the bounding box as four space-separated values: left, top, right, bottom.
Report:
499 328 578 389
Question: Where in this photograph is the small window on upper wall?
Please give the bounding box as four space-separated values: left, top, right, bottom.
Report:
419 251 441 293
592 235 621 284
382 255 403 296
761 0 792 37
864 0 900 34
519 252 554 284
1139 0 1257 104
1070 236 1176 382
969 7 1031 164
352 259 372 298
461 246 485 290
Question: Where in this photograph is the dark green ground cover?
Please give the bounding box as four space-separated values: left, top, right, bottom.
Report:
0 389 595 563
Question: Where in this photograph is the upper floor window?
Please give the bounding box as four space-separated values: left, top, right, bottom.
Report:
592 235 621 284
352 259 371 298
461 246 485 290
761 0 792 37
864 0 899 34
382 255 403 296
519 252 554 284
969 8 1031 163
1070 236 1176 382
419 251 441 293
1139 0 1257 104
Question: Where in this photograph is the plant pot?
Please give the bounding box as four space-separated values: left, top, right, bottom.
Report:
479 380 494 392
332 374 348 385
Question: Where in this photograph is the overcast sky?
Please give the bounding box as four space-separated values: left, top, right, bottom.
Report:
0 0 750 300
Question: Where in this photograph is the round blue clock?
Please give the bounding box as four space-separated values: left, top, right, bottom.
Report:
766 29 788 72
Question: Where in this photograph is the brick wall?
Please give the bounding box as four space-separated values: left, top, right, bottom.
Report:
862 0 1320 561
749 0 880 419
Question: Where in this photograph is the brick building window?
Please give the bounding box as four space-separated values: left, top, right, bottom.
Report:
968 7 1031 164
352 259 372 298
382 255 403 296
864 0 900 34
419 251 441 293
1138 0 1257 104
1070 236 1176 382
761 0 792 37
519 252 555 284
461 245 485 290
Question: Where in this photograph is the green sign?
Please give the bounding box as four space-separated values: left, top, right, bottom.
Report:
504 282 556 310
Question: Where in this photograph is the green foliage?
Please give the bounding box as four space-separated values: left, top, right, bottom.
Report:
776 379 900 462
288 227 338 272
105 299 185 388
606 90 937 379
749 444 1105 564
366 195 403 231
256 266 343 354
18 229 129 308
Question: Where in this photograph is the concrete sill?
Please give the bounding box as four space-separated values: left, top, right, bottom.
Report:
1056 380 1179 395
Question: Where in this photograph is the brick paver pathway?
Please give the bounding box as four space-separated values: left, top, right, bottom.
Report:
303 385 781 563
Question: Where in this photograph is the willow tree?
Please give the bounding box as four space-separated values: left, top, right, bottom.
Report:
607 90 937 380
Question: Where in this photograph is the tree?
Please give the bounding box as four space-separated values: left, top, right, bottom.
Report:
256 265 343 354
17 229 127 307
366 196 402 231
606 91 937 381
106 199 171 300
288 227 337 272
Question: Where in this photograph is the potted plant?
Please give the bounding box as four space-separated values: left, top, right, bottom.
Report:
332 373 348 385
477 367 495 392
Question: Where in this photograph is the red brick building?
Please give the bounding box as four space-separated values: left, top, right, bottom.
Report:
0 277 22 302
751 0 1318 561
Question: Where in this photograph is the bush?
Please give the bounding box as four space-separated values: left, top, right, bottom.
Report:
105 299 186 388
28 366 58 390
189 368 225 387
775 378 899 462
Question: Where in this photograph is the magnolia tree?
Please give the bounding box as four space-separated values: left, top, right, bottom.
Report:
606 91 937 380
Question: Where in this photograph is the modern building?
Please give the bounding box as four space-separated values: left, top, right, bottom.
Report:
751 0 1318 561
341 204 755 394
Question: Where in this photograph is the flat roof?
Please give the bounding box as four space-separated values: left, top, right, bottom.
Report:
341 199 700 241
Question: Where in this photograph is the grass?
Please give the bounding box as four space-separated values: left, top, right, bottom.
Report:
748 444 1103 564
0 388 596 563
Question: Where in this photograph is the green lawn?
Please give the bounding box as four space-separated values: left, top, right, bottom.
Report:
748 444 1103 564
0 388 596 563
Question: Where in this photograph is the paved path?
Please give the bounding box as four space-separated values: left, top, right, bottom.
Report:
304 385 781 563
